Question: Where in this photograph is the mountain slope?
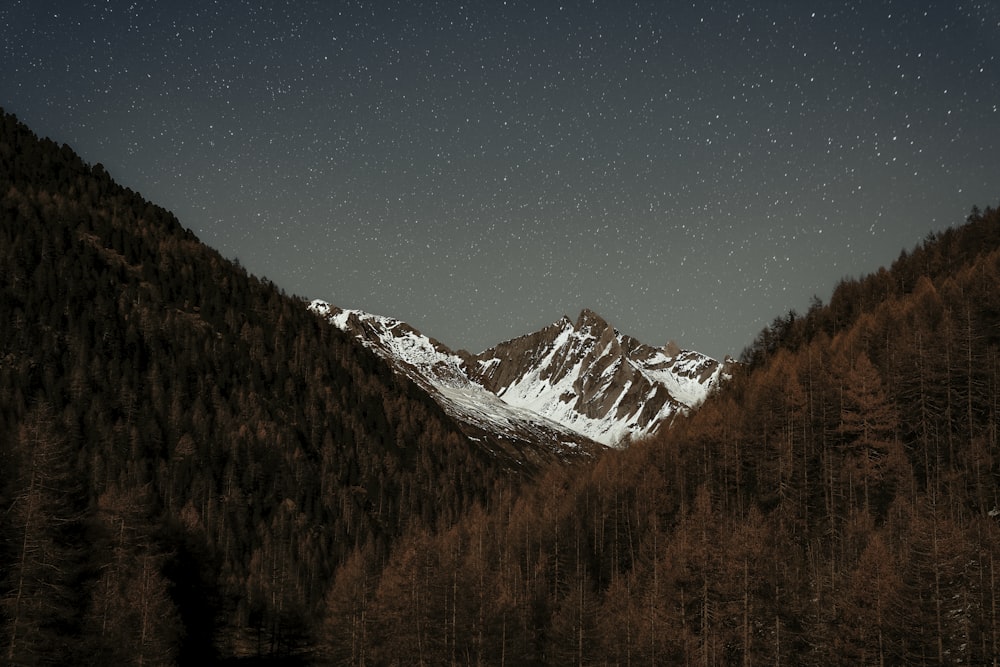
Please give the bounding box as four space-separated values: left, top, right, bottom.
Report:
330 204 1000 665
311 302 729 447
309 302 603 460
0 109 519 663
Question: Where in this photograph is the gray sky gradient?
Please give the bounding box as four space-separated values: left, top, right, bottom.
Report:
4 1 999 359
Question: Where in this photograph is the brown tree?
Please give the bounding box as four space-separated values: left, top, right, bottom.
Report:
1 404 84 666
319 545 376 666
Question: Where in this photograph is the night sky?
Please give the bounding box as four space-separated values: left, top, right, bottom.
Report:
4 1 999 359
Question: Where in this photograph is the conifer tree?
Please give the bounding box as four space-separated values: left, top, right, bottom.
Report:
1 403 85 665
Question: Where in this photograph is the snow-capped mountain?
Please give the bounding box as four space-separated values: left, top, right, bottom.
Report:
469 308 729 445
309 300 730 450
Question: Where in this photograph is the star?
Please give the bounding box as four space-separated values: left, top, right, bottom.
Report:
3 1 998 359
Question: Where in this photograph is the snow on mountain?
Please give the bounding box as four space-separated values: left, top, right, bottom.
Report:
309 300 599 458
310 301 471 389
469 309 728 446
309 300 729 449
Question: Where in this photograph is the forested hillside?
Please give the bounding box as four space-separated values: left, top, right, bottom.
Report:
0 110 520 664
333 207 1000 665
4 107 1000 666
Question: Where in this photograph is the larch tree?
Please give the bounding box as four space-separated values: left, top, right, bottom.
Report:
833 351 903 518
1 403 86 666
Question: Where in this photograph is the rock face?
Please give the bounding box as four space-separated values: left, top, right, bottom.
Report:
310 301 730 450
468 309 728 445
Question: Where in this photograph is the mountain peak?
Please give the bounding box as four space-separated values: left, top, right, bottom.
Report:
471 311 726 445
575 308 612 334
316 302 727 447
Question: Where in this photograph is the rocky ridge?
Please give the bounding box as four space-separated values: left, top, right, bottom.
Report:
470 308 729 445
309 301 731 450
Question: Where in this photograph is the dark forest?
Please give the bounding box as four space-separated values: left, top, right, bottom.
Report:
2 110 1000 665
